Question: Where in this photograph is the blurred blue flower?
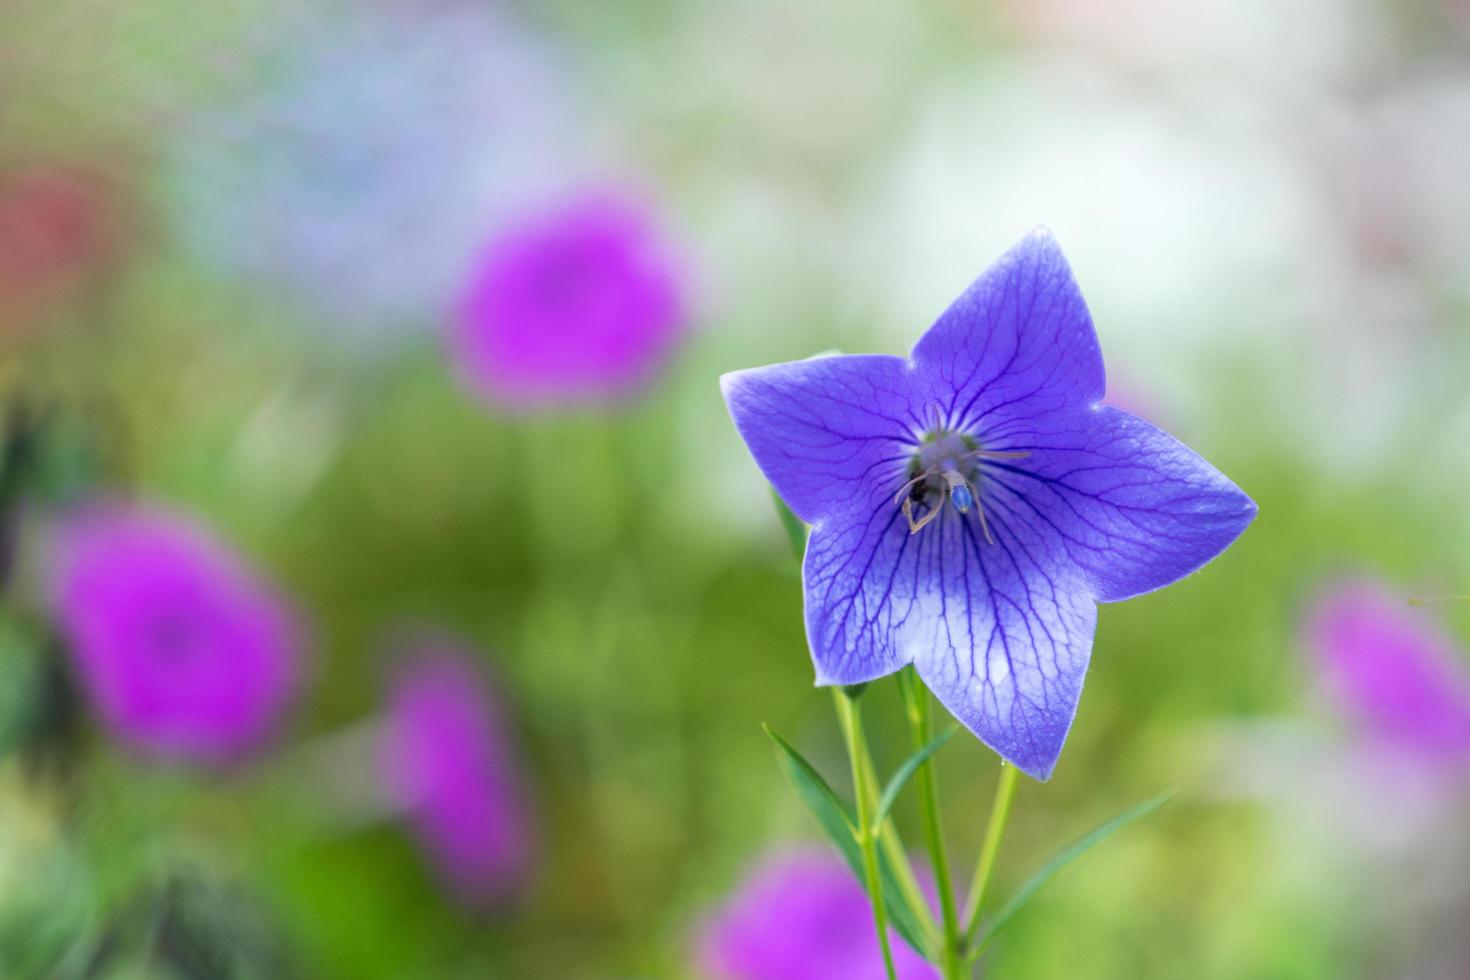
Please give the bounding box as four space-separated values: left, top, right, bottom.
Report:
47 503 301 764
694 847 936 980
167 0 574 342
449 188 688 408
721 230 1255 779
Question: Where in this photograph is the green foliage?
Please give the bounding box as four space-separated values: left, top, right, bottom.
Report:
763 724 936 960
874 725 956 828
970 790 1177 961
771 491 807 561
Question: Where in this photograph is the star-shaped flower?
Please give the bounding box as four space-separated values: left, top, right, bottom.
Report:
722 230 1256 779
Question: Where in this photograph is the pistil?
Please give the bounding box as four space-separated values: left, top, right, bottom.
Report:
896 430 1028 543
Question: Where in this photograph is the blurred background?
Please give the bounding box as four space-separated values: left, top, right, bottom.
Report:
2 0 1469 977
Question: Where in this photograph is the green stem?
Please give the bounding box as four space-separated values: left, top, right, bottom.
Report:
874 792 936 941
961 763 1020 948
788 504 934 947
831 691 939 951
836 691 899 980
899 671 964 979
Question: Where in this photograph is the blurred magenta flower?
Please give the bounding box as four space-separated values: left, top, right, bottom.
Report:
48 505 300 764
0 165 119 338
168 0 574 339
449 190 688 407
722 229 1255 778
1305 579 1470 764
695 848 937 980
379 643 532 903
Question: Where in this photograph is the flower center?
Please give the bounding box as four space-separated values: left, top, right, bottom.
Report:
145 610 206 668
916 431 975 474
894 427 1029 543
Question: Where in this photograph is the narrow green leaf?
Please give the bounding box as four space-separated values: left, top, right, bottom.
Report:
770 490 807 562
763 723 856 840
764 725 936 959
970 789 1177 960
873 726 957 828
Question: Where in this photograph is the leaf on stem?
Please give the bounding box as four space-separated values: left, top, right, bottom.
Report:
764 724 936 959
873 725 957 828
969 789 1177 960
764 724 856 840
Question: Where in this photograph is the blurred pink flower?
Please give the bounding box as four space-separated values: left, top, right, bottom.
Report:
49 504 300 764
379 642 533 904
1304 579 1470 765
695 848 937 980
0 165 119 337
449 190 688 407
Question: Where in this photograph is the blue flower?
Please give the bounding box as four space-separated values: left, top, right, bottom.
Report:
721 229 1256 779
167 0 574 339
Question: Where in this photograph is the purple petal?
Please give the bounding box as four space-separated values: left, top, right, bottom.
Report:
910 228 1104 434
804 479 1093 777
803 500 922 685
978 406 1257 603
802 400 1252 776
905 503 1098 781
721 355 926 525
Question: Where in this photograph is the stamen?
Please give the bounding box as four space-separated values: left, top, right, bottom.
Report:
898 426 1024 541
903 495 943 534
975 495 995 546
893 470 932 506
960 448 1031 462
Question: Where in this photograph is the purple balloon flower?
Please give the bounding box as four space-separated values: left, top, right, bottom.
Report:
722 229 1256 779
449 190 687 407
48 505 300 764
379 645 533 903
1304 579 1470 765
695 848 937 980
